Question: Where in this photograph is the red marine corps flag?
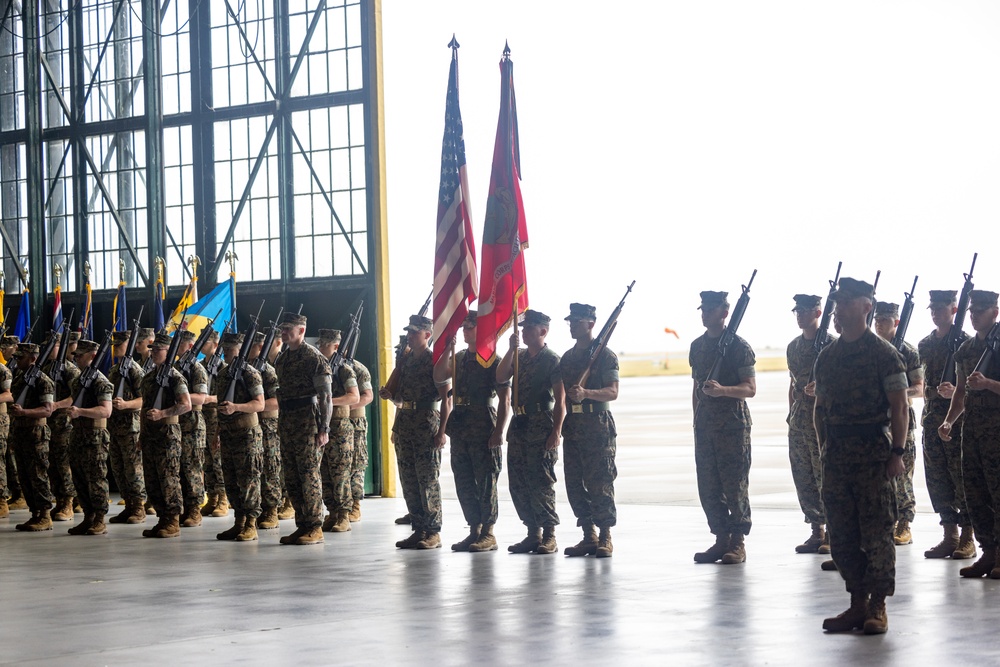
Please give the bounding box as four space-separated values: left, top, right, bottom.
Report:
432 36 478 365
475 42 528 367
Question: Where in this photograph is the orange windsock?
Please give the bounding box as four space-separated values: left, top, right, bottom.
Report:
663 327 680 339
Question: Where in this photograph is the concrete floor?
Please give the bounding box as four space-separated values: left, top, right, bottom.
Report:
2 372 997 666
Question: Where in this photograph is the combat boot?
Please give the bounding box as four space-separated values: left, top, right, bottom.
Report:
294 525 324 545
468 524 498 552
257 506 279 530
181 505 202 528
818 529 831 555
68 514 95 535
277 497 295 521
7 495 28 510
452 524 482 551
211 493 230 518
144 501 156 516
795 524 825 554
0 497 8 518
953 526 977 560
721 533 746 564
348 499 362 522
25 509 53 532
143 516 167 537
280 526 307 545
15 512 38 531
73 499 83 514
329 511 351 533
217 514 246 541
534 527 558 554
154 514 181 538
52 496 74 522
564 524 598 557
417 532 442 549
822 592 867 632
396 530 425 549
235 516 258 542
959 546 995 578
989 547 1000 580
125 499 146 525
596 527 613 558
694 534 729 563
924 523 959 559
395 512 412 525
322 513 336 531
508 527 541 553
109 501 132 524
200 493 219 517
893 520 912 546
86 513 108 536
821 559 838 571
863 595 889 634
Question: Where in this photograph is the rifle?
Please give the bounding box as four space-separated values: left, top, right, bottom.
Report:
866 270 882 329
177 310 222 376
21 316 39 343
972 322 1000 377
251 307 283 372
113 305 145 400
205 313 235 393
0 308 9 339
705 270 757 384
382 289 433 399
152 310 187 411
48 308 77 389
941 253 977 386
570 282 635 394
72 330 113 408
14 329 62 407
892 276 919 353
814 262 841 354
223 302 264 403
330 301 364 376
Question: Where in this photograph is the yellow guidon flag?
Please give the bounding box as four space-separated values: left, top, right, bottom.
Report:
167 256 200 333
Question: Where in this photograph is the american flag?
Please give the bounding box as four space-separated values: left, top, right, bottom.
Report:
432 37 478 364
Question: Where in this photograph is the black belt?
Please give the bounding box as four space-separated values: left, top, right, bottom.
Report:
569 402 610 414
826 423 887 438
399 400 440 411
454 397 492 407
278 395 318 411
515 402 554 416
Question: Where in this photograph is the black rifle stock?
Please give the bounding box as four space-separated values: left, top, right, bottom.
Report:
251 307 283 372
14 329 62 407
706 270 757 383
177 310 222 376
330 301 364 376
814 262 841 354
866 270 882 329
572 281 635 392
48 308 76 388
204 313 234 394
223 303 264 403
73 330 113 408
113 305 145 400
892 276 919 353
972 322 1000 377
152 310 188 411
941 253 978 386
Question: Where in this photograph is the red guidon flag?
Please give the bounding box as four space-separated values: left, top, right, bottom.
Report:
432 37 478 364
475 42 528 367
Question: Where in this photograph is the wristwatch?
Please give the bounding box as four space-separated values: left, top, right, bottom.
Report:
891 447 905 456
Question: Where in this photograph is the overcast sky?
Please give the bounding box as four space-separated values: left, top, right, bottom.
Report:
381 1 1000 357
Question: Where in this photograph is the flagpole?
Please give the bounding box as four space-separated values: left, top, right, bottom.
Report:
511 298 519 409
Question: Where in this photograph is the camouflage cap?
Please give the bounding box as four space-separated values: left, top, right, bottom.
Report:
565 303 597 321
462 309 478 327
279 312 307 328
252 331 265 345
1 335 20 347
150 332 174 349
67 331 81 344
203 328 219 343
830 277 874 301
221 332 244 347
697 291 729 310
403 315 433 333
874 301 900 320
75 339 99 354
138 327 155 341
317 328 342 344
792 294 822 312
928 290 958 307
179 330 197 343
969 290 999 311
518 310 551 327
17 342 40 356
111 330 131 346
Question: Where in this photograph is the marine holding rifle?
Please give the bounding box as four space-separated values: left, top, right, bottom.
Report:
690 288 756 565
9 343 56 531
107 329 148 525
174 330 210 528
559 303 620 558
316 328 360 534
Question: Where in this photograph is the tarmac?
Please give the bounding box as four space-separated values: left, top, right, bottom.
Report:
1 371 996 666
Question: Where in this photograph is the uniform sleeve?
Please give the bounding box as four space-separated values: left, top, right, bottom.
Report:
735 338 756 380
172 371 190 397
492 359 511 389
189 363 209 394
598 350 620 386
39 376 55 404
245 368 264 397
0 367 10 392
354 363 373 392
548 351 563 386
95 375 114 402
881 345 908 394
688 340 698 379
339 365 358 389
904 345 924 385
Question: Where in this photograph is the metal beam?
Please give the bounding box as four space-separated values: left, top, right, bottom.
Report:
24 0 48 326
189 0 216 285
142 0 166 290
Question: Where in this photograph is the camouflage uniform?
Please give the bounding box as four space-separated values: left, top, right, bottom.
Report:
176 359 208 511
139 366 189 516
0 362 12 500
256 359 283 512
894 341 923 523
201 356 225 500
393 349 443 533
108 359 146 505
690 332 755 537
786 333 827 526
349 359 372 504
955 335 1000 551
559 346 619 529
814 329 908 597
321 361 357 516
507 346 562 530
10 371 56 513
44 357 80 503
447 350 506 528
274 342 330 530
68 370 114 516
216 363 264 519
919 328 970 527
